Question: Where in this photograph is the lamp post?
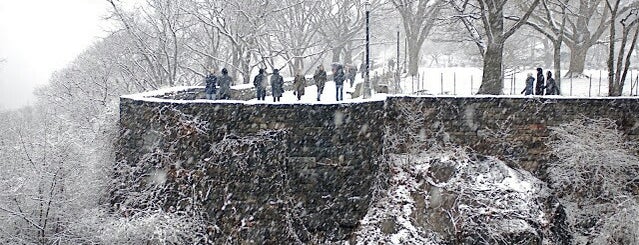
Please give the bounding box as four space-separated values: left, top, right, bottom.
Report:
396 25 401 94
363 0 371 99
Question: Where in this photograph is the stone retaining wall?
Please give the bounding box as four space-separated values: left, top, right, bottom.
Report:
117 90 639 242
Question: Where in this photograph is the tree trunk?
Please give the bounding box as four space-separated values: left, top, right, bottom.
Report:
567 44 588 77
242 51 251 84
553 40 562 94
344 43 353 65
407 38 422 77
331 47 342 63
543 38 553 68
478 42 505 94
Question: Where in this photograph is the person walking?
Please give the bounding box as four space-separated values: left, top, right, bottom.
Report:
313 65 327 101
271 69 284 102
521 73 535 95
253 68 267 100
544 71 560 95
535 67 545 95
204 68 218 100
293 69 306 101
218 68 233 100
334 64 346 101
348 65 358 87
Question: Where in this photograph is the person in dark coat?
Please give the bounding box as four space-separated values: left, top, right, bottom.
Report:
521 73 534 95
348 65 358 87
535 67 545 95
253 68 267 100
271 69 284 102
334 65 346 101
313 65 327 101
293 69 306 101
218 68 233 100
204 68 218 100
544 70 560 95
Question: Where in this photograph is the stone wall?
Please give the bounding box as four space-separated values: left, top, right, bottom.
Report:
384 96 639 173
117 96 385 243
117 90 639 242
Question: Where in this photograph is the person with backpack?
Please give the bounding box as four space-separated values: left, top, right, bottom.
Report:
544 71 560 95
204 68 218 100
521 73 534 95
313 65 327 101
218 68 233 100
271 69 284 102
253 68 267 100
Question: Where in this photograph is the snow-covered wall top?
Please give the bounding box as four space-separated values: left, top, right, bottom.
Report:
117 88 639 243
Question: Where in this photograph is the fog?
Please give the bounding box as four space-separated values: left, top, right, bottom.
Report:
0 0 107 110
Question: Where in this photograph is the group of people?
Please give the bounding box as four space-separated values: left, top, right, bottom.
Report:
521 67 560 96
251 64 348 102
204 63 358 102
204 68 233 100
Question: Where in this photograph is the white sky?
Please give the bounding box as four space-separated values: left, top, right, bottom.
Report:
0 0 109 110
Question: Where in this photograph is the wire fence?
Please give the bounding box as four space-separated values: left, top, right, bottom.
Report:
397 68 639 97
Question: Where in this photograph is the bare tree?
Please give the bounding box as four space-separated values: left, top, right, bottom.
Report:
273 0 323 74
605 1 639 96
390 0 443 77
527 0 570 93
107 0 192 87
547 117 639 242
563 0 611 77
477 0 541 94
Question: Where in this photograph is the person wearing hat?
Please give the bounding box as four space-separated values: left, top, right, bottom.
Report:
521 73 534 95
218 68 233 100
253 68 267 100
271 69 284 102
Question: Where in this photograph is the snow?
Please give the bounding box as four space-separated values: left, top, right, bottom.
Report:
123 67 639 106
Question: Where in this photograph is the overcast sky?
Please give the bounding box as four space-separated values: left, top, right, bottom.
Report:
0 0 109 110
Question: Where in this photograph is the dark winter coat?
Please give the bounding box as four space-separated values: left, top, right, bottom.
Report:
313 69 327 90
271 72 284 98
253 73 266 89
545 77 560 95
521 76 534 95
204 74 217 94
334 67 346 85
535 69 545 95
293 75 306 96
218 74 232 98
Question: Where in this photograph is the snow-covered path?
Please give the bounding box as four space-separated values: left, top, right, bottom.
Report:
244 78 387 104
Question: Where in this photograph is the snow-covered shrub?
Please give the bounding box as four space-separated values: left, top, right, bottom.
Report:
356 146 553 245
60 208 208 244
547 117 639 244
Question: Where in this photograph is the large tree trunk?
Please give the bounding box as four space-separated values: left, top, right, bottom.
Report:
407 37 422 77
331 47 342 63
553 40 562 94
543 38 553 68
344 41 353 65
567 43 589 77
241 50 251 84
478 42 505 94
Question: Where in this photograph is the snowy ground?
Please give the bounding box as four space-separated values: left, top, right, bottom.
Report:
239 67 639 104
241 79 386 104
128 67 639 104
